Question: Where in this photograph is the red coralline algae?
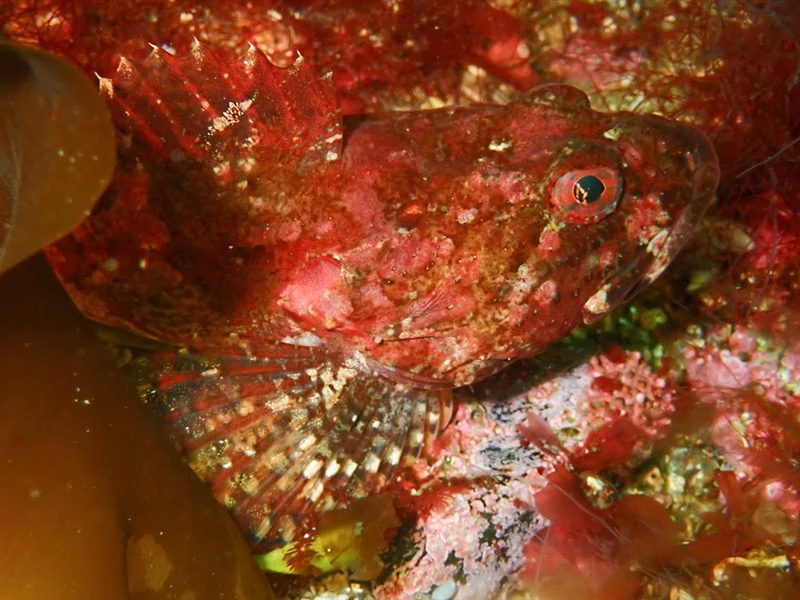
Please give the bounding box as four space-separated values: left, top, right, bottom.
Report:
684 323 800 521
529 0 799 174
350 348 678 599
506 333 799 599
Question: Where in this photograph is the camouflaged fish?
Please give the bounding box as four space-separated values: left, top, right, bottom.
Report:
45 42 719 549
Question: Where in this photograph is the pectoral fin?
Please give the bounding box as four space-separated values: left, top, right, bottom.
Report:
134 345 451 550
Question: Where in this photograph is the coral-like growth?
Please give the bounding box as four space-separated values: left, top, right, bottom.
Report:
684 322 800 524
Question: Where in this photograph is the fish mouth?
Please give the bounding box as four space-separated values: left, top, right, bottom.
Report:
582 117 720 325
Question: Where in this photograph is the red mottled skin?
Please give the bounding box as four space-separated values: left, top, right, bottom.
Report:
42 46 719 388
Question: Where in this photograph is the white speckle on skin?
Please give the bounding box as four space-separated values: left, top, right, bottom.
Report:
641 228 673 283
298 434 317 451
236 400 255 417
409 429 425 447
364 453 381 473
387 445 402 465
209 98 254 133
280 332 322 347
324 459 341 478
305 480 324 503
343 459 358 477
212 161 231 177
603 126 624 141
584 288 610 317
303 458 324 479
488 139 512 152
238 156 256 173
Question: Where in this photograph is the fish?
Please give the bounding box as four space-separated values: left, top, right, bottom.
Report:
43 42 720 549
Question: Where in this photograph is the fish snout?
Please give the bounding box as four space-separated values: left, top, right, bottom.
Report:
582 115 720 324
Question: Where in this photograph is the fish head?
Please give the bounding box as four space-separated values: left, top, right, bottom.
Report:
531 95 722 326
356 85 720 384
485 84 720 360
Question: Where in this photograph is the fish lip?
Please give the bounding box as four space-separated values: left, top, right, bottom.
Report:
582 117 720 325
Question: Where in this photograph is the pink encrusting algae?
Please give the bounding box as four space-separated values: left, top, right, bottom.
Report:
357 349 679 599
684 322 800 521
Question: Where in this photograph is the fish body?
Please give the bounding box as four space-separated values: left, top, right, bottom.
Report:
42 44 718 546
52 47 717 385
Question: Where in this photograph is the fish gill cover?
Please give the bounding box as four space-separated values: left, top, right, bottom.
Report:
2 1 798 599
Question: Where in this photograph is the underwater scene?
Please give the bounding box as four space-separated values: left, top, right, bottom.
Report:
1 1 798 598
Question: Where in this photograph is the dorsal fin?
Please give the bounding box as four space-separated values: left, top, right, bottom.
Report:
133 345 452 550
100 40 342 171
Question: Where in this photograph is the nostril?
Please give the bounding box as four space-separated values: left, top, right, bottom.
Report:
621 140 645 169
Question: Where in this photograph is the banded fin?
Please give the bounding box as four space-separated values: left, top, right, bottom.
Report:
134 345 452 550
100 40 342 172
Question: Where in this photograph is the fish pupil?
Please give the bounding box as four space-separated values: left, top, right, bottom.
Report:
573 175 605 204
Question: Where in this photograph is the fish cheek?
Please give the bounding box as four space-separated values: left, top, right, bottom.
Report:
538 219 628 312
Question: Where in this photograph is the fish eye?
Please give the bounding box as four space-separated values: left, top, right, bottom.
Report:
550 167 622 224
574 175 605 204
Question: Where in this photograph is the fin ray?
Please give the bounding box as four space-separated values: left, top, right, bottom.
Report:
102 42 342 173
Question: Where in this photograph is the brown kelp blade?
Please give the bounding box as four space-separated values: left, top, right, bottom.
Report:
0 41 115 272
